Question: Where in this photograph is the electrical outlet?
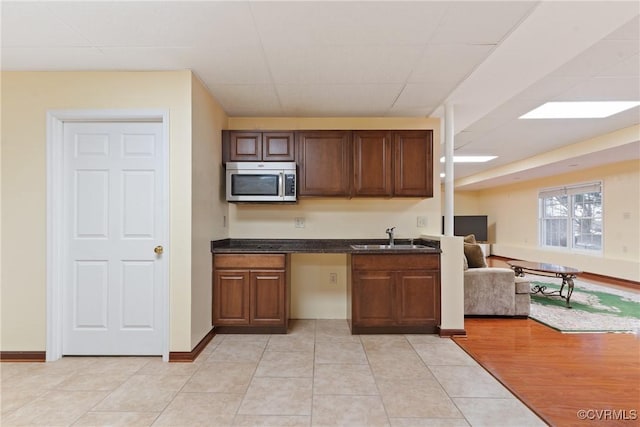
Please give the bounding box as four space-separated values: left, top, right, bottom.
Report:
294 217 305 228
417 216 427 228
329 272 337 284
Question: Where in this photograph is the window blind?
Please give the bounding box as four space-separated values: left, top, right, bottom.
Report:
539 182 602 199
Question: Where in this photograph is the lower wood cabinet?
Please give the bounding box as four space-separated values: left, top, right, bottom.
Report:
348 254 440 334
213 254 288 333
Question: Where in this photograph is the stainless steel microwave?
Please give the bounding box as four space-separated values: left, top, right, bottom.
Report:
226 162 297 202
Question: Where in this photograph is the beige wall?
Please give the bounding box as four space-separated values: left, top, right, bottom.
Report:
452 191 482 215
476 159 640 281
0 71 195 352
190 75 228 348
290 254 348 319
227 117 444 319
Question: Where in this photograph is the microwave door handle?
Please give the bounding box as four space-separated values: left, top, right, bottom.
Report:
279 172 284 199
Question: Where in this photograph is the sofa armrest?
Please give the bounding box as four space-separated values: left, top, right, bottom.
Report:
464 268 516 316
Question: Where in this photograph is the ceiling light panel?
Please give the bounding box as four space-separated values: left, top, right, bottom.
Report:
520 101 640 119
439 156 498 163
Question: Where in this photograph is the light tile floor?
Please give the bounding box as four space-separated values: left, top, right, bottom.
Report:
1 320 546 426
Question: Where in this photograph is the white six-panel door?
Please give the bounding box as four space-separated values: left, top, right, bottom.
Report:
62 122 165 355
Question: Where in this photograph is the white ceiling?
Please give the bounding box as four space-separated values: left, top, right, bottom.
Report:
2 1 639 189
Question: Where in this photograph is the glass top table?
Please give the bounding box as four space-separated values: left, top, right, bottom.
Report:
507 260 582 308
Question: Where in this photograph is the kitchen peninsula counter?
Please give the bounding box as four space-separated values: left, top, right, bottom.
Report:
210 238 441 254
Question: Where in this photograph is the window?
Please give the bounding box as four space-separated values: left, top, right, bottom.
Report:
539 182 602 251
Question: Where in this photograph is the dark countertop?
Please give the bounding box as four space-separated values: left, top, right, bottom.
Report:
210 238 441 254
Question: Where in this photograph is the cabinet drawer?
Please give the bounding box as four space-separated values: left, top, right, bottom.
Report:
351 254 439 271
214 254 286 269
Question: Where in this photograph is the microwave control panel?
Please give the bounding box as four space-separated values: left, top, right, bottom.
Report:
284 174 296 196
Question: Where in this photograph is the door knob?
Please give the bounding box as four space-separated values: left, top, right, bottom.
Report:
154 245 164 255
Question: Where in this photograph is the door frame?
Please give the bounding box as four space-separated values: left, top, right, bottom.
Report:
46 109 170 361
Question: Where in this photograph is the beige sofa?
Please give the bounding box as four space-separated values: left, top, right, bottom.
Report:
463 267 531 317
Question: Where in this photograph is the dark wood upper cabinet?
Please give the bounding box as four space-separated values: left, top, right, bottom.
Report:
223 131 294 162
296 131 351 196
223 128 433 198
352 131 393 197
262 132 295 161
227 131 262 161
393 130 433 197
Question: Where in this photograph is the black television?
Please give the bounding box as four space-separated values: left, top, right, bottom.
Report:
442 215 488 242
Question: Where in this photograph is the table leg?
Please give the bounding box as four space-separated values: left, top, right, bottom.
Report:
513 266 524 277
563 275 575 309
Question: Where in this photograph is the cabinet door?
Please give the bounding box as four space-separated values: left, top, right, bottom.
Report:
229 132 262 161
213 270 250 325
393 130 433 197
395 271 439 325
250 270 286 325
353 131 392 196
352 270 395 326
263 132 295 161
297 131 351 196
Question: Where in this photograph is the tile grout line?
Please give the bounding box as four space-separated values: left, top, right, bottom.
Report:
360 334 394 426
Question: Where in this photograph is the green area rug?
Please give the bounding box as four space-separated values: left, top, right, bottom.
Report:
528 278 640 333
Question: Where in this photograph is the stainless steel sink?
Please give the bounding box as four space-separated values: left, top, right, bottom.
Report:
350 244 428 250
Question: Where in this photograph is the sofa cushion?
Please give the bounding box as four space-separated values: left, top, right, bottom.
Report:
464 243 487 268
464 234 477 244
463 254 469 270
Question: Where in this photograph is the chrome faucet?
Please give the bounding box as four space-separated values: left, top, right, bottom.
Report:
385 227 396 246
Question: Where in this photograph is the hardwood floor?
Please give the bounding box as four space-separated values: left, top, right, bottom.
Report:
454 257 640 427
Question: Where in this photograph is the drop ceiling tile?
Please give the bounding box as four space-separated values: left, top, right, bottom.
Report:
558 76 640 100
550 39 639 78
604 15 640 40
514 76 588 102
408 44 495 83
265 45 422 85
393 83 455 109
276 84 402 116
428 1 537 44
1 47 107 70
48 1 261 48
598 53 640 78
463 116 512 134
1 2 89 47
251 2 447 46
181 47 272 84
387 106 436 117
207 84 283 117
2 46 195 71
